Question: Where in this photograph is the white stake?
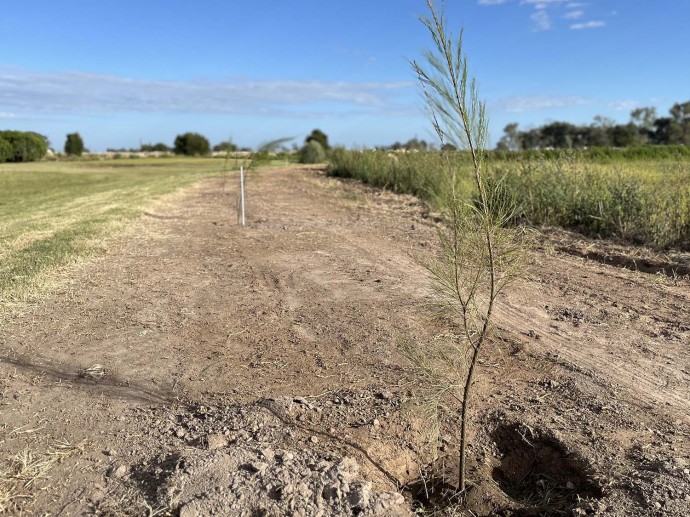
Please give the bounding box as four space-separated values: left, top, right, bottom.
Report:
240 166 246 226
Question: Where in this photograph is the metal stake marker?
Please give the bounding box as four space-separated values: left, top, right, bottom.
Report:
240 166 246 226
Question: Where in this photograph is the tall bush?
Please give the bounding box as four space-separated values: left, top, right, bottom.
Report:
0 131 48 163
305 129 330 151
64 132 85 156
174 132 210 156
299 140 326 164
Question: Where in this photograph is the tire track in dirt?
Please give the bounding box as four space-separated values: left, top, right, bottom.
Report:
494 260 690 419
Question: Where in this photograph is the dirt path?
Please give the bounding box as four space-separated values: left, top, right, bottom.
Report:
1 167 688 515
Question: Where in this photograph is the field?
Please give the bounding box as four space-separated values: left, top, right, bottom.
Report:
0 160 688 515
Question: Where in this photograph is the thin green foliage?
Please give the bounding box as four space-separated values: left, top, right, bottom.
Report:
247 137 296 171
406 0 526 494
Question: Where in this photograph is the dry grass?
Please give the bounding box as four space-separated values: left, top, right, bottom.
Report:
0 440 83 514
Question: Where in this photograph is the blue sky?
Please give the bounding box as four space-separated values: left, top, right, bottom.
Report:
1 1 688 151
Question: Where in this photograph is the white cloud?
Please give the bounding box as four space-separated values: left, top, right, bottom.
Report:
494 95 592 113
531 10 552 30
0 112 17 119
609 100 638 111
570 20 606 29
0 67 413 117
487 0 611 32
521 0 570 5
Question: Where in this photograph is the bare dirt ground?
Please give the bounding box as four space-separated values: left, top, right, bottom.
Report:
1 166 688 516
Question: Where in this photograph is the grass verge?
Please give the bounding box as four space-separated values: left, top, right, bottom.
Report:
0 158 230 320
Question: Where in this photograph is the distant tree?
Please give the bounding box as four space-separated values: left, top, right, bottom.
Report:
441 142 457 151
174 132 210 156
592 115 615 130
630 107 657 132
0 130 48 162
582 124 610 147
140 142 170 152
384 138 430 151
519 128 542 150
299 140 326 164
610 123 643 147
64 132 85 156
0 137 12 163
305 129 330 151
652 117 683 145
488 100 690 151
496 123 520 151
540 122 577 148
213 140 237 153
669 101 690 124
403 137 429 151
669 101 690 145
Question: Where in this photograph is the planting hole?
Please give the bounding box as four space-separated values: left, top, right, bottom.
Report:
491 423 603 512
402 473 460 512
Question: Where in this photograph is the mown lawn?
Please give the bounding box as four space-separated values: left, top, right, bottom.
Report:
0 157 233 313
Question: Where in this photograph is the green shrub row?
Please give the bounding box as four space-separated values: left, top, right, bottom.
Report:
487 145 690 163
0 131 48 163
494 156 690 249
327 149 690 250
328 148 474 206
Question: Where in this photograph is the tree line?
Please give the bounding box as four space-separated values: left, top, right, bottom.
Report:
497 100 690 150
0 128 332 163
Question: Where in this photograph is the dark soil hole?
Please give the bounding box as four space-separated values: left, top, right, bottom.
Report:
402 473 461 512
129 452 183 503
491 423 603 513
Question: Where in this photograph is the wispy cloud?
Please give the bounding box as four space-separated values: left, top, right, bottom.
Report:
0 67 413 117
480 0 610 31
493 95 592 113
570 20 606 29
531 10 552 30
608 100 639 111
521 0 570 5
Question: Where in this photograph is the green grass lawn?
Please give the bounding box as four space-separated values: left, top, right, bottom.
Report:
0 157 234 312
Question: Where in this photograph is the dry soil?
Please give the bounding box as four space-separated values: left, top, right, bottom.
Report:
1 166 688 516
